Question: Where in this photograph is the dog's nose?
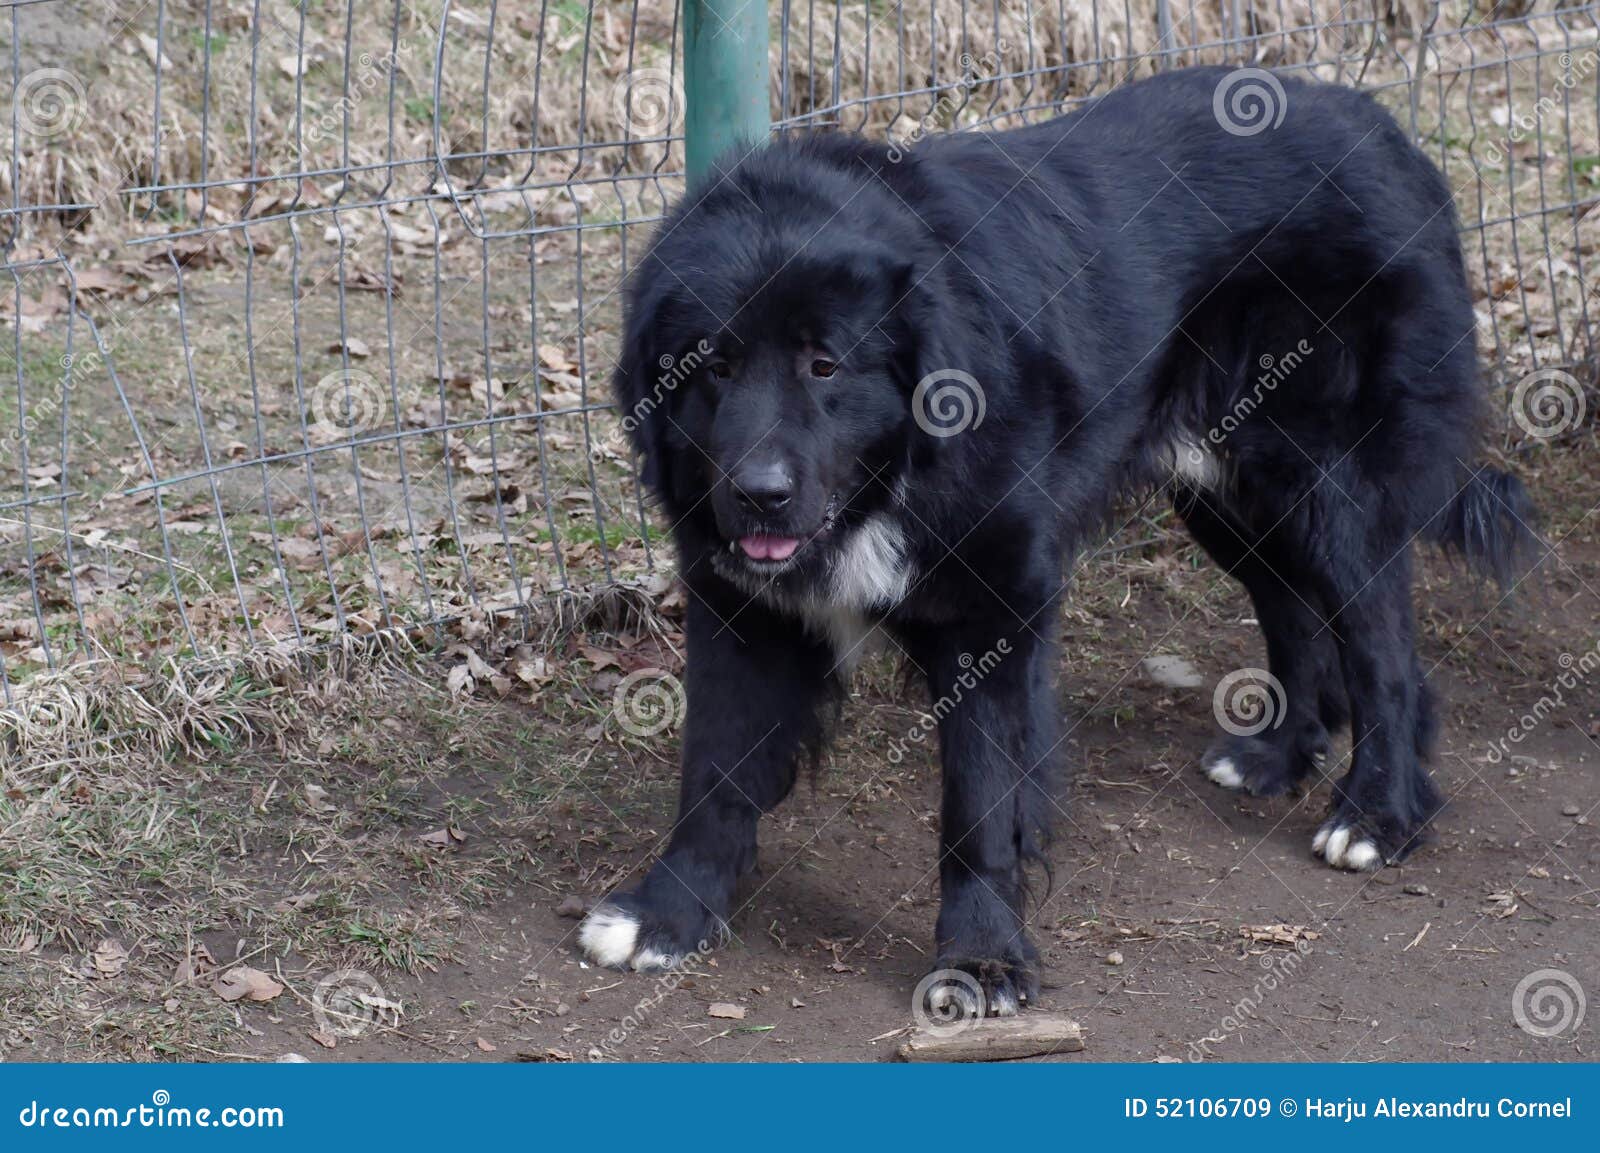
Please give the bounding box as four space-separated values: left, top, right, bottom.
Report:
732 461 794 514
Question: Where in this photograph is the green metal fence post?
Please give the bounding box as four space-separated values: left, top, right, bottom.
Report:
682 0 771 184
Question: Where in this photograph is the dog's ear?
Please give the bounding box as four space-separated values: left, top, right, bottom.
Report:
884 258 956 395
612 270 675 495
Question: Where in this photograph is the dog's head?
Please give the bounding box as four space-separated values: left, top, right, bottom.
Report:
614 142 949 585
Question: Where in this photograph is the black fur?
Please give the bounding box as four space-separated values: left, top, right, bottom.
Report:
592 67 1539 1011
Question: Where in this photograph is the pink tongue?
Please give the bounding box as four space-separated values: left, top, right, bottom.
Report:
739 534 800 561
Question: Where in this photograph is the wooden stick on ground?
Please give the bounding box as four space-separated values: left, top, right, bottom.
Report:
892 1013 1084 1062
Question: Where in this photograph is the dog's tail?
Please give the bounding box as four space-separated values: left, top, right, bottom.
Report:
1430 466 1541 586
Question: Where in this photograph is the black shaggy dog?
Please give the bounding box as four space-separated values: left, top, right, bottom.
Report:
579 66 1536 1012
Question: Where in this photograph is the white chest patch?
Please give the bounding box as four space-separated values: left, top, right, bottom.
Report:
1165 436 1222 490
790 513 914 673
828 514 914 610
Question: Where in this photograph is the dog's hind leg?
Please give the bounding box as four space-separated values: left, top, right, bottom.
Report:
576 593 837 970
1175 486 1345 797
1305 532 1443 871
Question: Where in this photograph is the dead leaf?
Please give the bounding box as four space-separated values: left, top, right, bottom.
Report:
326 337 372 359
580 645 622 671
172 941 217 984
419 826 466 848
538 387 584 412
90 939 128 978
707 1002 746 1020
308 1030 338 1049
213 965 284 1003
476 1037 497 1052
303 783 335 814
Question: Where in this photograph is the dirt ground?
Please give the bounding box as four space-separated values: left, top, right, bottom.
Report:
4 453 1595 1065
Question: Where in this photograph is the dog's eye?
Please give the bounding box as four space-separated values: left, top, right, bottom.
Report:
708 361 732 381
810 358 838 379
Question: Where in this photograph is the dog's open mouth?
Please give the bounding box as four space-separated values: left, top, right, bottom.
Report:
737 534 801 562
728 497 843 570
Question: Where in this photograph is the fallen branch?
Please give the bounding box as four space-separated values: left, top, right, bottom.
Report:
892 1014 1083 1062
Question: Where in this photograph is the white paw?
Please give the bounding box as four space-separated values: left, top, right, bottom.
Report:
577 904 638 967
987 985 1021 1017
578 903 669 969
1205 757 1244 789
1312 821 1382 871
576 903 704 970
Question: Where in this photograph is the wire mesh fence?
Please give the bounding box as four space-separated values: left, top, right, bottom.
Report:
2 0 1597 701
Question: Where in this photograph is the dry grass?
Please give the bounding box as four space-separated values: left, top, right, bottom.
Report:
0 2 1507 228
1 0 1595 850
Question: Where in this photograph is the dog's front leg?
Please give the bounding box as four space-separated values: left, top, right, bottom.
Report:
917 620 1057 1016
578 592 836 970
